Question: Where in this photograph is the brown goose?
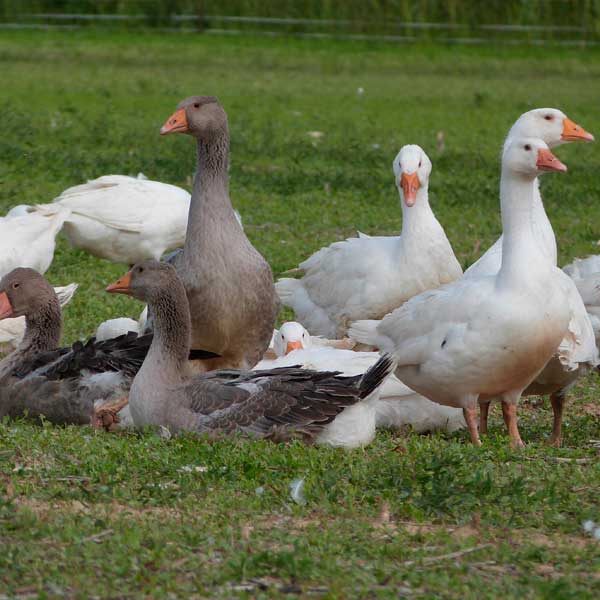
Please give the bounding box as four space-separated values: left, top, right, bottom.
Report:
159 96 279 371
0 268 150 426
106 260 393 442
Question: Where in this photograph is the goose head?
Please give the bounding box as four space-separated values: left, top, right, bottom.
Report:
0 268 58 321
106 260 177 304
393 145 432 207
503 137 567 178
160 96 227 138
273 322 311 357
508 108 594 148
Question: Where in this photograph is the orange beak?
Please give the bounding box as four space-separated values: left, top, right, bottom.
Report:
561 118 594 142
105 272 133 295
400 172 419 207
285 340 304 355
160 108 188 135
536 148 567 173
0 292 13 320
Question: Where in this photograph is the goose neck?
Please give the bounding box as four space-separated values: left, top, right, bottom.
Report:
145 284 192 381
498 171 550 285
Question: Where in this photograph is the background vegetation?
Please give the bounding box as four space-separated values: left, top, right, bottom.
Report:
2 1 600 41
0 29 599 597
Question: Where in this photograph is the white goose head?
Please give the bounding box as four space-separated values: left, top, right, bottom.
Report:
508 108 594 149
273 321 311 357
502 137 567 178
392 145 432 208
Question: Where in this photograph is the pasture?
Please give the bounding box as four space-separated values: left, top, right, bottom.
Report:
0 30 599 597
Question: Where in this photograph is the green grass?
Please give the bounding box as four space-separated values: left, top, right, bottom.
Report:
0 30 599 598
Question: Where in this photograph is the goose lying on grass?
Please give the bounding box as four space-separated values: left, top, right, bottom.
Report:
349 138 571 448
159 96 279 370
275 144 462 338
30 174 190 264
257 322 465 446
0 269 151 425
465 109 597 446
0 283 78 353
106 260 393 444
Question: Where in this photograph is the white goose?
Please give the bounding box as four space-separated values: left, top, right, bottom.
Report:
0 284 78 353
275 145 462 338
30 174 191 265
465 109 597 445
349 138 571 448
256 322 465 448
564 256 600 347
0 210 68 278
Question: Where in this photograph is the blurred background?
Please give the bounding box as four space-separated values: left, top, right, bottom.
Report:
2 0 600 44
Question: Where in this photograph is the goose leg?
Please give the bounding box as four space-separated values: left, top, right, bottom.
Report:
93 396 129 432
548 389 566 447
462 407 481 446
479 401 491 434
501 400 524 448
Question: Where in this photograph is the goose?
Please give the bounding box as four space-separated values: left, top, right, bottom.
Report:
159 96 279 370
563 256 600 348
275 144 462 338
464 109 597 445
349 138 571 448
257 322 465 441
465 109 594 278
96 317 141 342
105 260 393 444
0 268 151 426
30 174 190 264
0 209 68 278
0 283 78 353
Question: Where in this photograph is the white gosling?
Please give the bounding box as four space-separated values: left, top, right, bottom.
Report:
275 145 462 338
349 138 572 448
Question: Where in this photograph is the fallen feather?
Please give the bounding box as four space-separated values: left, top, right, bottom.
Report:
289 478 306 505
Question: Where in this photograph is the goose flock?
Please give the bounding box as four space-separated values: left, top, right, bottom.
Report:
0 97 597 449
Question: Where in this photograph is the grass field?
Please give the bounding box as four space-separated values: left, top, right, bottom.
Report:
0 30 599 598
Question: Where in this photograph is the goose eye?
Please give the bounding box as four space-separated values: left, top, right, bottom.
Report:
138 267 144 274
193 102 200 109
418 161 422 168
12 283 19 289
544 115 553 121
524 144 532 151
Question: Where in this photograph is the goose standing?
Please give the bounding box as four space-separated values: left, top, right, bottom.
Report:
106 261 393 443
564 256 600 346
464 109 596 445
275 145 462 338
30 174 190 264
159 96 279 369
257 322 465 441
349 138 571 447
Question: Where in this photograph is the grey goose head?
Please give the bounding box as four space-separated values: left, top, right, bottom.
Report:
0 268 59 322
160 95 227 139
106 260 178 305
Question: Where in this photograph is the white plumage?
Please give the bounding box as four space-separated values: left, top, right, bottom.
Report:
30 174 191 264
275 145 462 338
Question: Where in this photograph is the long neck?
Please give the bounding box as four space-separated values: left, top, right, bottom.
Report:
530 177 558 265
497 171 551 287
0 301 62 380
399 182 444 239
184 127 241 257
144 282 192 383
